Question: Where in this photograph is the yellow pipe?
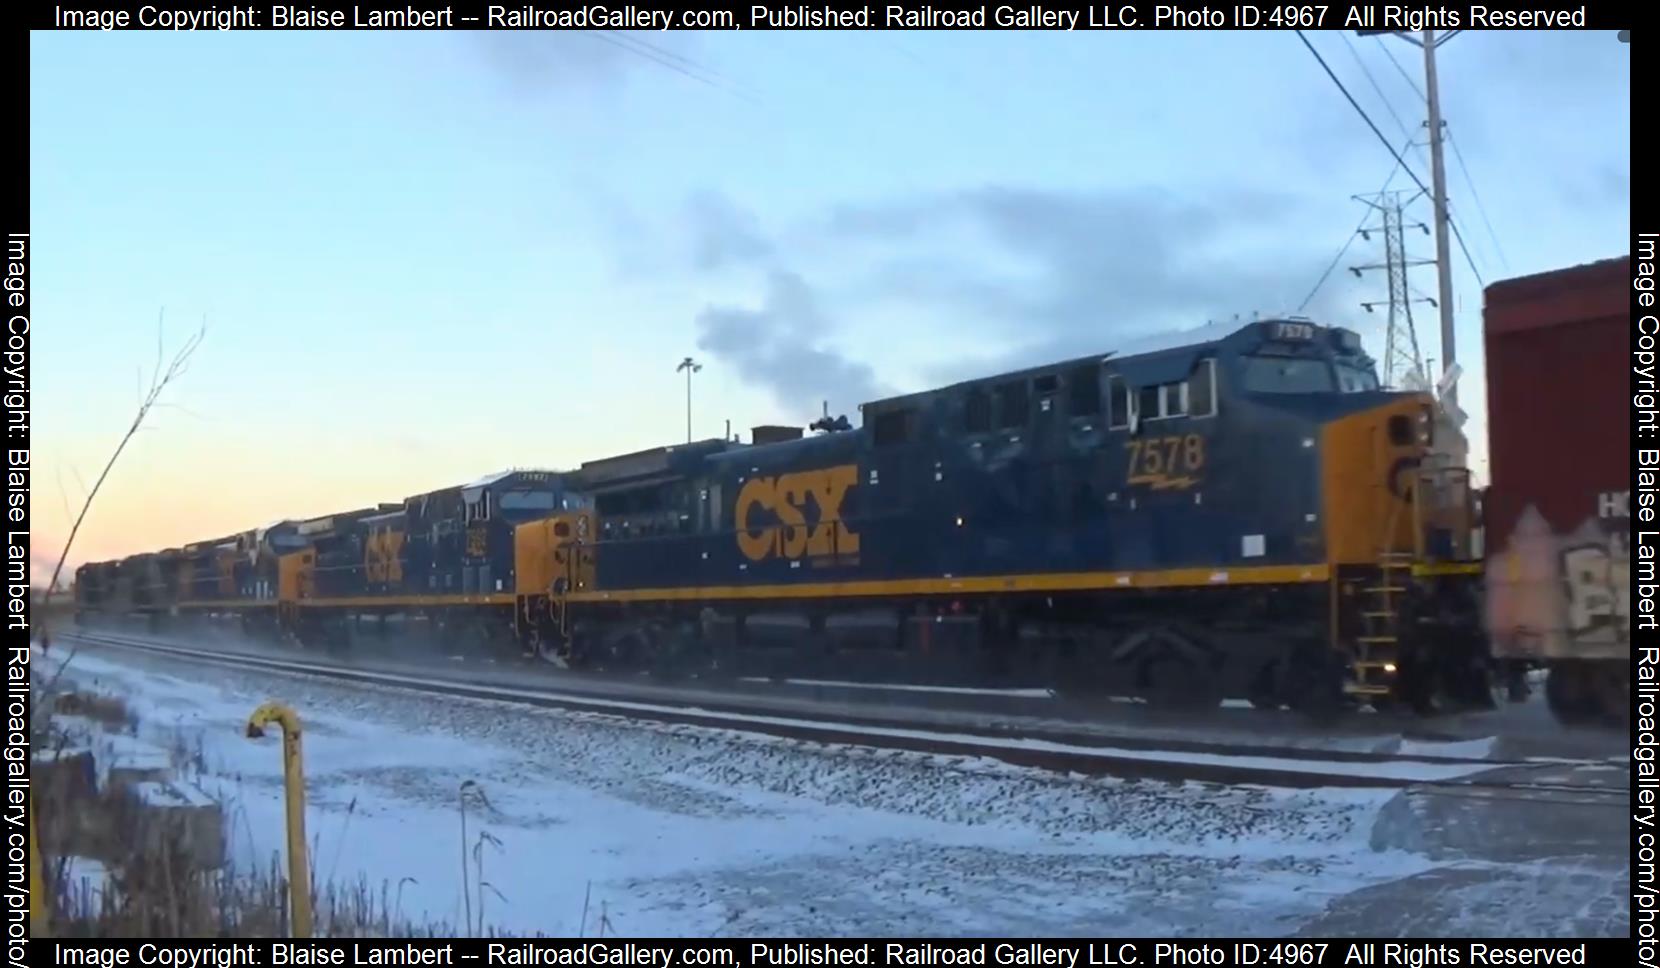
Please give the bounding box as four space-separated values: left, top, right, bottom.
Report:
29 791 49 938
246 702 312 938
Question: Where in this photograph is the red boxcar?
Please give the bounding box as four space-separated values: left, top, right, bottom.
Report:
1482 255 1629 725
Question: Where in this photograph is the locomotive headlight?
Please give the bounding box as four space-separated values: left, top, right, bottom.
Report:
1383 663 1398 673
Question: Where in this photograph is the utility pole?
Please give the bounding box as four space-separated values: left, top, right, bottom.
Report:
676 356 702 443
1354 27 1468 465
1421 29 1458 416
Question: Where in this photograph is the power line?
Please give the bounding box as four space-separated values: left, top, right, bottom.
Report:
1298 221 1365 314
603 30 718 76
1446 127 1508 271
1296 32 1429 198
584 31 758 103
1448 209 1487 289
1298 145 1411 312
1340 32 1416 149
1373 35 1426 101
1298 31 1487 292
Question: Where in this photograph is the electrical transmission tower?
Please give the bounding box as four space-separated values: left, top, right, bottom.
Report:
1348 190 1435 391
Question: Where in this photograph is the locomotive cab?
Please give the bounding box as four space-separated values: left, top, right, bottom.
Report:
1226 319 1483 708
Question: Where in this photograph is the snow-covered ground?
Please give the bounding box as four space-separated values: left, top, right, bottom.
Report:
37 646 1628 937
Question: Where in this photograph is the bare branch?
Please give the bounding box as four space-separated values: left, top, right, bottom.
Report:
55 469 73 527
39 317 208 694
69 464 88 503
154 309 165 397
152 401 209 423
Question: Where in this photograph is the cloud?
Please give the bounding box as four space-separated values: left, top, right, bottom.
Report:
819 186 1344 380
1594 164 1630 206
695 270 889 421
679 184 1372 399
686 191 774 272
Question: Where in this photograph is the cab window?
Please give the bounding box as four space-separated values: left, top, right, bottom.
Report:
1067 365 1101 417
1107 376 1131 429
499 490 557 511
995 381 1028 429
963 388 992 433
1336 363 1380 393
1187 359 1216 417
873 408 914 447
1240 356 1334 394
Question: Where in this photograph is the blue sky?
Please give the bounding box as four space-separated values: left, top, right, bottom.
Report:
30 28 1630 571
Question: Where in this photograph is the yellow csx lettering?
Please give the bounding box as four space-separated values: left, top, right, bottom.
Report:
364 528 405 583
1125 434 1205 490
736 464 861 562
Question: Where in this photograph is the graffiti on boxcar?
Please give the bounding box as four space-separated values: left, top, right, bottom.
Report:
1561 531 1629 639
1486 504 1629 659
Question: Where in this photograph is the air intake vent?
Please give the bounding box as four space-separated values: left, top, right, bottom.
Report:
751 425 803 445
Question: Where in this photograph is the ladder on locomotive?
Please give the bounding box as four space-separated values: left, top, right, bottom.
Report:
551 542 575 656
1352 557 1409 696
548 515 593 659
1350 464 1475 697
1350 479 1419 697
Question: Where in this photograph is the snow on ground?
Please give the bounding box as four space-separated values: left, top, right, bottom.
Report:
35 646 1620 937
68 638 1503 782
1394 737 1498 760
737 677 1057 699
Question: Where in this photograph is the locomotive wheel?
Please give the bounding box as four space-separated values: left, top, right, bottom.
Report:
1247 661 1283 710
1366 693 1401 714
657 622 714 681
648 638 688 681
602 626 650 671
1140 652 1221 710
1436 643 1497 713
1285 648 1347 722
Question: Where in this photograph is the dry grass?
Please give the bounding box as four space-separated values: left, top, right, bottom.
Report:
33 684 505 938
47 851 475 938
51 691 137 732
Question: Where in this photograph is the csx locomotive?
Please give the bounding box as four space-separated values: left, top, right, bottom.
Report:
74 318 1485 713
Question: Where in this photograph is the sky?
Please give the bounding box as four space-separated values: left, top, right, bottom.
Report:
29 28 1631 578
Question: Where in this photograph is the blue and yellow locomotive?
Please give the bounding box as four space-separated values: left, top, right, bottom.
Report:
75 318 1483 712
520 317 1482 710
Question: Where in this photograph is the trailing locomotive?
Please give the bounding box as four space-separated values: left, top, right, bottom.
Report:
74 317 1485 713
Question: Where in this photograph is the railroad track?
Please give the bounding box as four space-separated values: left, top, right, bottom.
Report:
46 629 1628 801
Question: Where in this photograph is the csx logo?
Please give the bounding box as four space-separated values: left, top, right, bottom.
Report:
365 528 405 583
736 464 861 563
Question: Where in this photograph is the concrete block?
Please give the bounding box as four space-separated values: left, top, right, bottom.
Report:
100 734 175 793
107 762 173 791
33 748 97 801
125 780 226 871
32 749 103 858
